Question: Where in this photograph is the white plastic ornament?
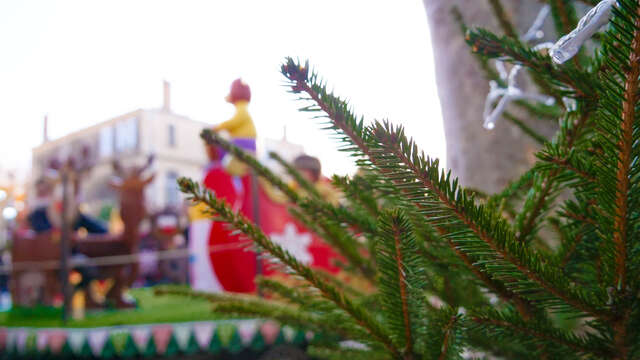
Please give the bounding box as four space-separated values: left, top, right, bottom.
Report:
522 4 551 42
483 65 556 130
484 4 555 130
550 0 617 64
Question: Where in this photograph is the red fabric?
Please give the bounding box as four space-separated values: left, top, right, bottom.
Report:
255 183 341 275
203 164 340 294
204 166 256 293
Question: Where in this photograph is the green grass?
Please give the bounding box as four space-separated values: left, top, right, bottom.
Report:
0 287 228 328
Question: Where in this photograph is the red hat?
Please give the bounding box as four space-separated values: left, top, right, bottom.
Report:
225 78 251 104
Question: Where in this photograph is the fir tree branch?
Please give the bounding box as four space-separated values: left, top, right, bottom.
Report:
369 121 609 321
201 129 374 278
516 174 558 243
544 156 597 183
612 8 639 296
548 0 580 64
466 28 595 98
425 307 463 360
560 233 585 268
332 174 380 220
269 151 323 200
377 211 425 357
608 3 640 357
437 314 459 360
178 177 401 357
516 109 593 243
453 6 564 119
281 58 542 321
503 112 548 145
469 312 609 358
392 220 411 353
488 0 518 38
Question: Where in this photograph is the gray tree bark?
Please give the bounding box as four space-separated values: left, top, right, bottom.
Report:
422 1 557 194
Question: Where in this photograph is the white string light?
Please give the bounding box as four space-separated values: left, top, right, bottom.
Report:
484 5 556 130
483 65 555 130
550 0 617 64
522 4 551 42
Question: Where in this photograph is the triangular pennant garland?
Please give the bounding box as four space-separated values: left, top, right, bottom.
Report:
131 325 152 352
88 329 109 356
47 330 67 354
172 323 192 351
282 325 296 343
236 320 258 346
151 324 173 355
260 321 281 345
5 329 16 353
193 322 215 350
0 320 308 357
36 330 49 352
25 331 37 354
0 328 6 351
67 330 86 354
110 329 129 355
15 328 28 353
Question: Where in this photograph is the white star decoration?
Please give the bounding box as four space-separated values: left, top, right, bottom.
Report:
270 223 313 265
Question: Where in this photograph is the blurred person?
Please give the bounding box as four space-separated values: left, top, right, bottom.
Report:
293 154 341 205
27 175 107 234
213 78 257 176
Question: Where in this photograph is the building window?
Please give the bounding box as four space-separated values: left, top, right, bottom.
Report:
168 124 176 147
115 117 138 153
99 126 114 158
165 171 179 207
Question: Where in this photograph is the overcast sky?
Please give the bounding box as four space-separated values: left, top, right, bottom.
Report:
0 0 445 179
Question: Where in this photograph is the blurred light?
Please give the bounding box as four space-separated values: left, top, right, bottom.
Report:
2 207 17 220
14 201 24 211
0 190 6 202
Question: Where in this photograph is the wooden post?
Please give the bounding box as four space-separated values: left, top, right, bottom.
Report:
60 170 71 323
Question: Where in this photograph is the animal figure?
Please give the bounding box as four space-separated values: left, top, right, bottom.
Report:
73 156 154 308
11 155 154 308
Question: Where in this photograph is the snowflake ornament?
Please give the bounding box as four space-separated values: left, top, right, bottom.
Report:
270 223 313 265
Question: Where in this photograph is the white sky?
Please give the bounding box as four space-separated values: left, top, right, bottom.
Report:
0 0 445 179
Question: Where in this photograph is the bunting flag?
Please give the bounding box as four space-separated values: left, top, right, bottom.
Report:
236 320 258 346
88 329 109 356
172 323 191 350
47 330 67 354
193 322 215 350
0 320 309 358
35 330 48 352
67 330 85 354
260 321 280 345
131 326 151 353
15 329 27 354
151 324 173 355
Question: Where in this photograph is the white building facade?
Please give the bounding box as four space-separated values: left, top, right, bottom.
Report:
31 105 209 216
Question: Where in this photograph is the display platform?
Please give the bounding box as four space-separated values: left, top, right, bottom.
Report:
0 288 310 359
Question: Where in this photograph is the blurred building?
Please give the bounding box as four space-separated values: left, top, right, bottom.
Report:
260 135 304 178
30 82 209 215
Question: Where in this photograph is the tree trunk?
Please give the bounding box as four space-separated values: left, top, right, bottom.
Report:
422 1 556 194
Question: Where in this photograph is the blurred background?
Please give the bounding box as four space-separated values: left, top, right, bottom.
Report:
0 0 443 329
